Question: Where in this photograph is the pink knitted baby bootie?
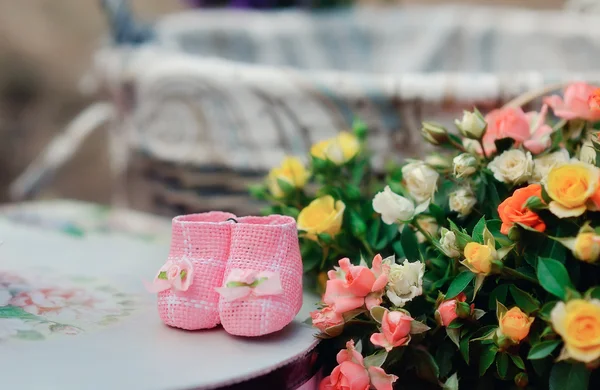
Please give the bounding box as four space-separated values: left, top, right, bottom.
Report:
151 212 235 330
216 215 303 337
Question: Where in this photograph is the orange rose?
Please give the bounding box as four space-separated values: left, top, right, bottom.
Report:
498 184 546 235
498 307 534 343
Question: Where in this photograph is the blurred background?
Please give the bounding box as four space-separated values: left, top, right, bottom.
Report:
0 0 591 213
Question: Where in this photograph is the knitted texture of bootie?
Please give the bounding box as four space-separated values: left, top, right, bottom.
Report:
217 215 303 336
152 212 235 330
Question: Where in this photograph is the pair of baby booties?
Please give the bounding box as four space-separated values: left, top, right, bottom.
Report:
152 212 303 337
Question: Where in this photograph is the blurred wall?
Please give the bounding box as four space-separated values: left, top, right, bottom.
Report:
0 0 183 204
0 0 565 207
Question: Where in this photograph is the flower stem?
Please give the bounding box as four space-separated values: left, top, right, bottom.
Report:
478 139 489 161
449 138 467 152
502 266 539 285
320 246 330 271
360 237 375 258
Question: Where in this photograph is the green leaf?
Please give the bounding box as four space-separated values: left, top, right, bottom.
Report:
528 340 561 360
349 210 367 238
367 218 381 248
411 348 440 383
446 327 460 348
496 352 509 379
401 224 421 262
488 284 509 310
479 345 498 376
435 342 455 378
276 178 295 195
443 373 459 390
363 350 388 368
486 183 501 219
549 363 590 390
510 354 525 370
157 271 167 280
472 217 486 244
460 332 471 364
301 245 321 272
429 204 446 225
509 285 540 314
445 272 475 299
471 325 497 342
447 319 464 329
586 286 600 300
539 301 558 322
537 257 574 299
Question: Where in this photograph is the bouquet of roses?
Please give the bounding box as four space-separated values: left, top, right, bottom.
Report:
250 82 600 389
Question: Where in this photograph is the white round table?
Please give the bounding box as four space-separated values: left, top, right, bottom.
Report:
0 201 321 389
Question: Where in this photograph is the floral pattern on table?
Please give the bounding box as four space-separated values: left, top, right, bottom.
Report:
0 270 138 342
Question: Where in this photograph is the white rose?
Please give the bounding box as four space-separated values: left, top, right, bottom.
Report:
530 149 570 184
488 149 533 185
449 188 477 216
452 153 478 179
415 216 439 243
402 161 439 204
439 228 461 258
372 186 414 224
580 141 596 165
455 110 487 139
386 259 424 307
425 154 452 169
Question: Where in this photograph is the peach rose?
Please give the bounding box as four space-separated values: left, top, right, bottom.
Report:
370 310 412 351
545 82 600 121
498 307 534 343
498 184 546 235
311 306 344 332
323 255 390 313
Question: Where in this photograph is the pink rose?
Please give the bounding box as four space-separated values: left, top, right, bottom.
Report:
544 82 600 121
320 340 398 390
311 306 344 332
436 299 458 327
523 104 553 154
471 107 530 155
323 255 390 314
370 310 412 351
436 293 473 327
167 264 181 281
367 366 398 390
319 361 370 390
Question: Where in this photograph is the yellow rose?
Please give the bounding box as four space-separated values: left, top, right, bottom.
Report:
267 157 309 198
297 196 345 240
551 299 600 363
310 132 360 165
573 232 600 263
545 162 600 218
498 307 534 343
461 242 495 275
